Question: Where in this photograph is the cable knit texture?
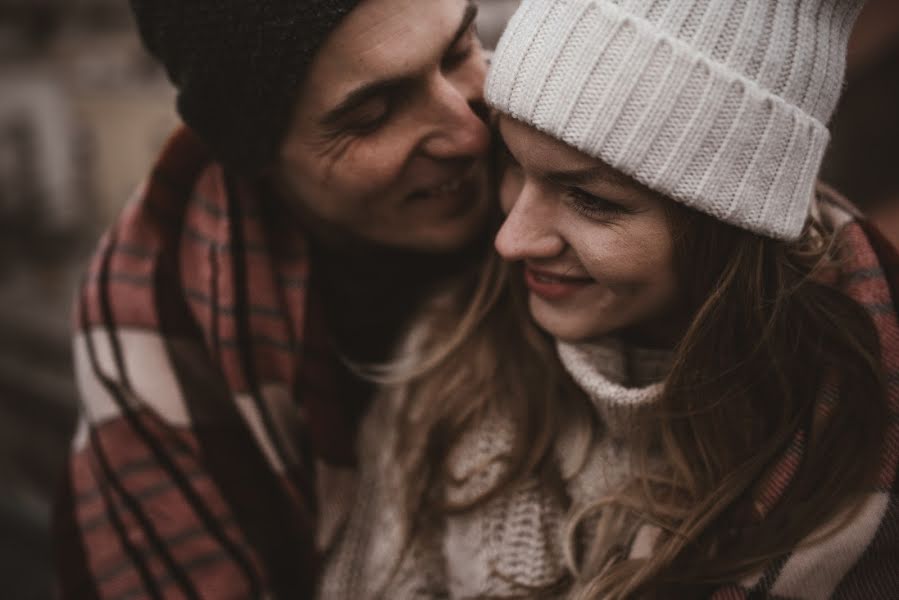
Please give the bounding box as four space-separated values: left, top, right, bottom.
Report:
316 195 899 600
317 206 899 599
317 336 669 599
319 190 899 600
486 0 864 240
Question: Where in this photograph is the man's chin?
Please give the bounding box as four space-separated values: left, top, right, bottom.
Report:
409 194 491 253
372 186 488 252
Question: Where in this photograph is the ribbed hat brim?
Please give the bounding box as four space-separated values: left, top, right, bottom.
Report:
487 0 835 241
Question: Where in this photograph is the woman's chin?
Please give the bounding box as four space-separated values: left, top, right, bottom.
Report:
529 305 615 344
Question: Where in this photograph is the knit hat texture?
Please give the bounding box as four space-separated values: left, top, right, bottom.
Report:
130 0 362 169
486 0 864 240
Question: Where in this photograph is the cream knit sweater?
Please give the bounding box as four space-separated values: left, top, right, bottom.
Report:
317 197 891 600
316 337 671 599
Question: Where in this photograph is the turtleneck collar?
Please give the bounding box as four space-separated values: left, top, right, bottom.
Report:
556 338 672 436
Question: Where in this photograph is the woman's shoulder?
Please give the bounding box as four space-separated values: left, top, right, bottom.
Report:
735 490 899 598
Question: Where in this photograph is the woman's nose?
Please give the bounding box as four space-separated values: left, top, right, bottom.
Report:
494 183 565 261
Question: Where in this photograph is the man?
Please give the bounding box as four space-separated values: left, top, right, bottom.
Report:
54 0 493 597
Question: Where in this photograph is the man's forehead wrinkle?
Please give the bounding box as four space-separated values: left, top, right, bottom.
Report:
354 5 465 79
348 7 417 63
321 18 441 108
354 20 417 70
356 1 471 72
309 0 474 128
310 1 418 98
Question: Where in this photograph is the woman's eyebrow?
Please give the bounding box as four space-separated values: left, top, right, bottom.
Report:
544 166 632 188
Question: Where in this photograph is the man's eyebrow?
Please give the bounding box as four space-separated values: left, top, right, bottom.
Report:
449 2 479 54
318 2 478 129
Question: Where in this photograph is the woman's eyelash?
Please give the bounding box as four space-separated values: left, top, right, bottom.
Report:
565 188 629 219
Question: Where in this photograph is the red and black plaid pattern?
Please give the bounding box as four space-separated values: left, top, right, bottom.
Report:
709 193 899 599
55 127 360 599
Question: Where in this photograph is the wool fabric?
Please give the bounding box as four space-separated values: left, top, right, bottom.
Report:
486 0 865 240
317 334 670 599
317 192 899 599
59 127 360 597
130 0 362 169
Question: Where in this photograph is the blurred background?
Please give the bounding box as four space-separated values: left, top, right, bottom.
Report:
0 0 897 597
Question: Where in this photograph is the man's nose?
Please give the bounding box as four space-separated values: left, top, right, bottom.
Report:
419 72 491 159
494 183 565 261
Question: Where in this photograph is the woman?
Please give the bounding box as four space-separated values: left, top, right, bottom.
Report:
318 0 899 598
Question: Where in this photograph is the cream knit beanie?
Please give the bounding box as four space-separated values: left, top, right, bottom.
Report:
486 0 865 240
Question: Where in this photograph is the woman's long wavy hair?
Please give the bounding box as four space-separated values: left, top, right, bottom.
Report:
385 197 889 598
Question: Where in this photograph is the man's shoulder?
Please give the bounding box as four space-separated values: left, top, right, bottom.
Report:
77 127 233 335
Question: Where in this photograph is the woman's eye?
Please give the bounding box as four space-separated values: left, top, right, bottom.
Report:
564 188 628 220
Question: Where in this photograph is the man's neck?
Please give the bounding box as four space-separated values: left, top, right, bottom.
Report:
256 174 492 364
308 229 490 365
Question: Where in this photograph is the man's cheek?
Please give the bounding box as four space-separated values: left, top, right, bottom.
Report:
347 150 407 190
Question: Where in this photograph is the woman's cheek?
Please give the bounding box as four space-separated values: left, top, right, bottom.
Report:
583 239 657 291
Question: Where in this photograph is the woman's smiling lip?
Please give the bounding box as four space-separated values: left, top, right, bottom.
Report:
523 265 594 301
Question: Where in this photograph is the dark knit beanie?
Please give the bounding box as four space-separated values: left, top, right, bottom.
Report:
130 0 363 169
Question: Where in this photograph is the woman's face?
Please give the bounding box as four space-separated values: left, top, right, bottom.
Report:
495 116 680 345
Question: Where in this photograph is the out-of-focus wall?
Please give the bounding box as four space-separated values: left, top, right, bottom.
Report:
0 3 177 598
825 0 899 243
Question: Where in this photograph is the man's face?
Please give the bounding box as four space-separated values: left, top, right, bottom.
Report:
276 0 491 252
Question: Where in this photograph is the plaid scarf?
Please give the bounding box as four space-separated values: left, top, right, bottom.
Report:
709 192 899 599
55 127 362 599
